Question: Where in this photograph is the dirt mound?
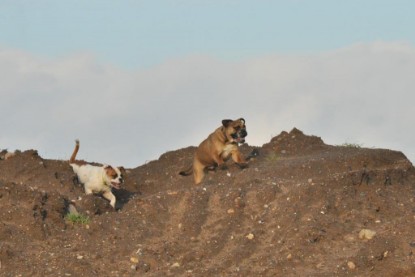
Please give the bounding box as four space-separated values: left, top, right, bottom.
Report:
1 129 415 276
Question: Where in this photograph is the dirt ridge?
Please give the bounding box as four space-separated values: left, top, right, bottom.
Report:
1 128 415 276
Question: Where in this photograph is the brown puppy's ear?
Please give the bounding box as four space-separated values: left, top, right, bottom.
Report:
118 166 126 174
239 118 245 124
222 119 233 127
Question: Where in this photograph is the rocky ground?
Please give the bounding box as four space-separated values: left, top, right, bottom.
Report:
1 128 415 277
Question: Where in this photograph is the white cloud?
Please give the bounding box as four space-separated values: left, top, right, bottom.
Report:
1 41 414 167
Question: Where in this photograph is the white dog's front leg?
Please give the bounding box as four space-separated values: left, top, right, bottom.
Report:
103 191 116 208
84 186 93 195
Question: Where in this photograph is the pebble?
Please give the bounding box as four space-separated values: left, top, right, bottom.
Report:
130 257 139 264
76 255 83 260
359 229 376 240
67 204 78 215
347 261 356 269
171 262 180 268
287 253 292 260
227 208 235 214
246 233 254 240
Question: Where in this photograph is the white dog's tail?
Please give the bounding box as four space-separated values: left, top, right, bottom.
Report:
69 139 80 164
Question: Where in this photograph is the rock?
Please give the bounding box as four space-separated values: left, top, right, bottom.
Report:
171 262 180 268
68 204 79 215
347 261 356 269
359 229 376 240
227 208 235 214
130 257 139 264
246 233 254 240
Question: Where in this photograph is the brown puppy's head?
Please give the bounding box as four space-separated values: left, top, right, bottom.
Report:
104 165 125 189
222 118 248 144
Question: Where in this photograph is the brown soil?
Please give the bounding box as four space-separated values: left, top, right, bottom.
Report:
1 128 415 277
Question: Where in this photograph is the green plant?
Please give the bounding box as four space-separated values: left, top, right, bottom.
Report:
65 213 90 225
339 142 363 148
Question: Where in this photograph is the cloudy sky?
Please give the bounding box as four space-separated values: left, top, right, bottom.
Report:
1 1 414 168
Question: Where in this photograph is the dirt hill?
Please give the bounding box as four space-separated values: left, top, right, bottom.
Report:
1 128 415 277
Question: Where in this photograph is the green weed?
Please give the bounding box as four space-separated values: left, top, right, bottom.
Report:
65 213 90 225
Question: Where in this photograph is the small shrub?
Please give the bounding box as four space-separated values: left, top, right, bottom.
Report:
65 213 90 225
340 142 363 148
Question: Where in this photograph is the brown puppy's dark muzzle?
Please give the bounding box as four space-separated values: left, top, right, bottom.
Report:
232 129 247 143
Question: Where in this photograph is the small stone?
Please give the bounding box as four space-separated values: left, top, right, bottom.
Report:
67 204 78 215
130 257 139 264
359 229 376 240
77 255 83 260
347 261 356 269
131 265 138 271
227 208 235 214
227 172 231 177
287 253 292 260
308 178 313 183
246 233 254 240
171 262 180 268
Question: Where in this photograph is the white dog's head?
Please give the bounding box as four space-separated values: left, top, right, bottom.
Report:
103 165 124 189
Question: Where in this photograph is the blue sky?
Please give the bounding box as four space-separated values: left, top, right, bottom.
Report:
1 1 414 167
2 1 415 68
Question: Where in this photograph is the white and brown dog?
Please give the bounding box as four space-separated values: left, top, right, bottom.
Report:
69 140 124 208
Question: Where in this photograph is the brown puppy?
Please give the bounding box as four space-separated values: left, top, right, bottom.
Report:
180 118 249 185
